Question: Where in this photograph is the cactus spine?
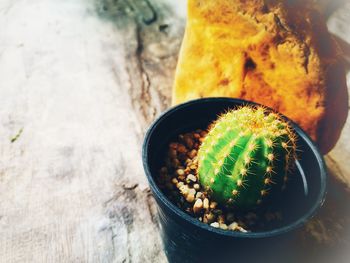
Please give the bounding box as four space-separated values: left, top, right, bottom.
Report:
197 106 297 210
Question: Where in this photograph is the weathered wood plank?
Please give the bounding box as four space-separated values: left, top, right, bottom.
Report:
0 0 184 261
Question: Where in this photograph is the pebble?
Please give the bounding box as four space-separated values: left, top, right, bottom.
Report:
195 192 203 199
176 182 184 188
185 159 192 165
220 223 228 230
193 133 201 139
177 144 187 153
179 185 189 196
217 215 225 224
187 174 197 182
169 142 178 149
193 184 200 190
188 188 196 196
188 149 197 159
209 202 218 209
184 135 194 149
176 169 185 176
210 222 220 228
186 194 195 203
203 212 215 224
238 226 248 233
200 131 207 137
190 164 197 170
228 222 239 231
193 199 203 214
203 198 209 210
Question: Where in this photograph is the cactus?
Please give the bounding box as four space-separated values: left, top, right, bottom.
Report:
197 106 297 210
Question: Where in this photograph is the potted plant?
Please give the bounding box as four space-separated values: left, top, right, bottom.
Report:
142 98 327 263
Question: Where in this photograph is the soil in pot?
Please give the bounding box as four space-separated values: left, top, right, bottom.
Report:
157 127 288 233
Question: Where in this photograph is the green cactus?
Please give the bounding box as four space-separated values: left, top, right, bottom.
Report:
197 106 297 210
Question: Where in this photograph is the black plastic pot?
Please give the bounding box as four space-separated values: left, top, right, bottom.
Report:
142 98 327 263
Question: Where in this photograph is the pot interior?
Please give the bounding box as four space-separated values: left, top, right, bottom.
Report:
144 98 326 234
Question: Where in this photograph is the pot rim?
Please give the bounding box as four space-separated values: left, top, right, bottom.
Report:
142 97 327 239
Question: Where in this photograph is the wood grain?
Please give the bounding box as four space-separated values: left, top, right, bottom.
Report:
0 0 349 262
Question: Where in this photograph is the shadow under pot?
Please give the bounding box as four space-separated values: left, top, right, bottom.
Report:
142 98 327 263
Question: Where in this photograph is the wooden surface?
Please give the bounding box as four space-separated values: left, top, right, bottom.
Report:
0 0 349 262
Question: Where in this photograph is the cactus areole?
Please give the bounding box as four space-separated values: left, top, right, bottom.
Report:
197 106 297 210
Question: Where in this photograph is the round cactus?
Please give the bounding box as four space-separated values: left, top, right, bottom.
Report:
197 106 297 210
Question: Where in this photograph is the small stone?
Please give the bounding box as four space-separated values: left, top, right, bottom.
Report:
237 220 247 228
188 149 197 159
210 222 220 228
220 223 228 230
176 169 185 176
193 133 201 139
209 201 218 209
169 143 178 149
185 159 192 165
176 182 184 188
179 185 189 196
177 144 187 153
184 167 191 175
188 188 196 196
190 164 197 170
217 215 225 224
184 135 194 149
178 174 186 181
238 226 248 233
187 174 197 182
228 222 239 231
193 199 203 214
203 198 209 210
203 212 215 224
200 131 207 137
195 192 203 199
193 184 200 190
192 158 198 165
186 194 195 203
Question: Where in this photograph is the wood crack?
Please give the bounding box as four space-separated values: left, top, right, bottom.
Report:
145 188 159 226
131 22 153 125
